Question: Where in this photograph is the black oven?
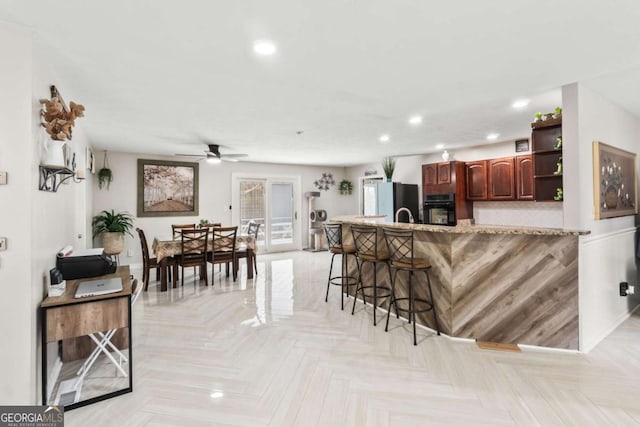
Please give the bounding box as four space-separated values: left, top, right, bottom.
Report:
423 193 456 226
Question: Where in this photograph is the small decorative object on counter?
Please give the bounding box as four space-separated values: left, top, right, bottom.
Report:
554 136 563 150
314 172 335 191
382 156 396 182
554 156 563 175
534 112 543 122
199 218 211 227
553 187 563 201
441 150 450 161
339 179 353 195
544 112 554 121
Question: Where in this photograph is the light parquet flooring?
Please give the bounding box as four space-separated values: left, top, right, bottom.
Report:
65 251 640 426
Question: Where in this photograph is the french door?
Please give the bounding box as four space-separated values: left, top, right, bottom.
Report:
232 174 301 252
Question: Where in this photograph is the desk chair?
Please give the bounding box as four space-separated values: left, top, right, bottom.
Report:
235 222 260 276
208 226 238 281
175 229 209 287
172 223 196 239
76 278 141 381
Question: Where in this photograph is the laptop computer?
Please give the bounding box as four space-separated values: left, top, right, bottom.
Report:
74 277 123 298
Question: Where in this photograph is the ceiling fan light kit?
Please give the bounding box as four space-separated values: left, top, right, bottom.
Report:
176 144 248 164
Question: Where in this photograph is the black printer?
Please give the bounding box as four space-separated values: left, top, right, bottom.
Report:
56 248 117 280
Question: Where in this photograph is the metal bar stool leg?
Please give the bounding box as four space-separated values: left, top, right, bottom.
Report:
325 253 336 303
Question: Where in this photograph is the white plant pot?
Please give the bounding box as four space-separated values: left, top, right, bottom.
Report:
102 232 124 255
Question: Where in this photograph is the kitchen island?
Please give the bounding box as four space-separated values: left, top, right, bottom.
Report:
331 216 589 349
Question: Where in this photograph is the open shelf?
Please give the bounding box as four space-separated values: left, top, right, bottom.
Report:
532 117 563 201
39 165 74 192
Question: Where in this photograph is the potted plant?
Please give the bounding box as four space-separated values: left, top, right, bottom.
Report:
553 106 562 119
382 157 396 182
92 210 134 255
339 179 353 195
534 112 543 122
98 151 113 190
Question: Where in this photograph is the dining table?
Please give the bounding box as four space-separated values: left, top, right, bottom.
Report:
152 234 257 291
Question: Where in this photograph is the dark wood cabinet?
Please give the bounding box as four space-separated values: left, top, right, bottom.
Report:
422 161 472 221
422 164 437 189
488 157 515 200
532 118 562 201
465 161 488 200
516 155 533 200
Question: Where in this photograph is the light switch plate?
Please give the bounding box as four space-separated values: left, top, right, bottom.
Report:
0 171 6 185
0 237 6 251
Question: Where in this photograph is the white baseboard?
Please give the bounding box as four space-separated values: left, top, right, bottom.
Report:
581 302 640 353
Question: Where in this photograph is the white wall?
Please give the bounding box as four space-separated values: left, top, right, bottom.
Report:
346 140 563 227
563 83 640 352
91 152 354 265
0 22 92 404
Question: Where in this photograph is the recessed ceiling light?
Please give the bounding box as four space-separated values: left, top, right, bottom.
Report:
253 40 277 56
435 143 445 149
379 134 390 143
210 391 224 399
512 99 530 109
486 133 500 141
408 115 423 125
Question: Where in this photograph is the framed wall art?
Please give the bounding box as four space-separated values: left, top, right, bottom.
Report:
593 141 637 220
137 159 199 217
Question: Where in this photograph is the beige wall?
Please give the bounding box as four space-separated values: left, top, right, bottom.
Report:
91 151 355 264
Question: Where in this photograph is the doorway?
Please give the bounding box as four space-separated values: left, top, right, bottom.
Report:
232 174 302 252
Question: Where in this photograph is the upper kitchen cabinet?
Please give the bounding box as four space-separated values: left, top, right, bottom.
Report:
531 117 563 201
516 154 533 200
422 162 452 194
488 157 516 200
465 160 488 200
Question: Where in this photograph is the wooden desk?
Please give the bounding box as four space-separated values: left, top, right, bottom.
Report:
40 266 133 410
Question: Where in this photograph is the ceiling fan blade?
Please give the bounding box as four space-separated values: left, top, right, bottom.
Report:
221 153 248 159
175 153 206 158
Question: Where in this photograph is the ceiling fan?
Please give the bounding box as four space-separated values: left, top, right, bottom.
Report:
176 144 248 163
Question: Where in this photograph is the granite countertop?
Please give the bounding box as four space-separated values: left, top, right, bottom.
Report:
330 216 590 236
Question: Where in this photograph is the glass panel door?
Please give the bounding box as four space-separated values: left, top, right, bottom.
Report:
234 175 300 253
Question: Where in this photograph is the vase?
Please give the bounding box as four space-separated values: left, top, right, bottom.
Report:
102 232 124 255
604 186 618 209
42 139 66 167
386 178 392 182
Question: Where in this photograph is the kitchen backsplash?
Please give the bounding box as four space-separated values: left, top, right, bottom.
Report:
473 201 563 228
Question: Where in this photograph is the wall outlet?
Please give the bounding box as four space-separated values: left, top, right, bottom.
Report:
127 249 133 257
620 282 635 296
0 237 6 251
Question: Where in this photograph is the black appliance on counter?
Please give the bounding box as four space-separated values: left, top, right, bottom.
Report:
56 251 117 280
423 193 456 226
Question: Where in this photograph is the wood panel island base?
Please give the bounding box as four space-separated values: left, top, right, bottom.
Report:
332 217 589 350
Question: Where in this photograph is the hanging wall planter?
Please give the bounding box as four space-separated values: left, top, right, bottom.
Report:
98 151 113 190
339 179 353 195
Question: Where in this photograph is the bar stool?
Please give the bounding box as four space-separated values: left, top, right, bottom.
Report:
323 223 359 310
350 224 394 326
382 227 440 345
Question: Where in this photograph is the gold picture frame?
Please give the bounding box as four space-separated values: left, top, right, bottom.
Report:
593 141 637 219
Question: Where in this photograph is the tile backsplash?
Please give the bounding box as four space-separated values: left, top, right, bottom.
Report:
473 201 563 228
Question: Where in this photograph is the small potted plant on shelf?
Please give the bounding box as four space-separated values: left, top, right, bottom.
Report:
553 106 562 119
382 157 396 182
534 112 543 122
92 210 134 256
339 179 353 195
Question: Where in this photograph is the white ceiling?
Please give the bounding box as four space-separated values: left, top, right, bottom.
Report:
2 0 640 166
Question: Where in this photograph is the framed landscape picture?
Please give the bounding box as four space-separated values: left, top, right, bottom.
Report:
137 159 199 217
593 141 637 220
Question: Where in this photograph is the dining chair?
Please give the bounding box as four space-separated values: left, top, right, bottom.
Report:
235 221 260 276
208 226 238 281
174 228 209 287
136 228 175 291
172 223 196 239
